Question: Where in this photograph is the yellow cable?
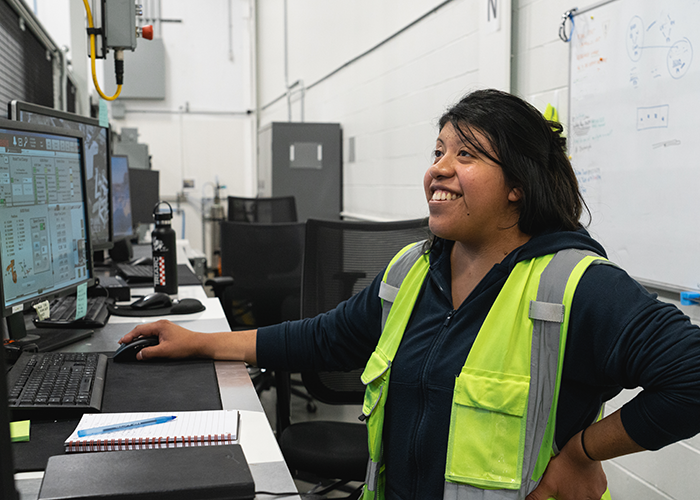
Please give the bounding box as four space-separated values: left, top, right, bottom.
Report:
82 0 122 101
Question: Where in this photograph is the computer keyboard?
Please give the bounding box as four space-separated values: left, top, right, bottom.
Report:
115 262 153 283
7 352 107 419
34 295 113 329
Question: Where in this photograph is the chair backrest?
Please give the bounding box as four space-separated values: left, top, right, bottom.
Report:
299 217 431 405
227 196 298 223
219 220 305 327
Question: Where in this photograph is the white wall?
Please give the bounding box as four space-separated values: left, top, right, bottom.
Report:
106 0 255 260
257 0 511 221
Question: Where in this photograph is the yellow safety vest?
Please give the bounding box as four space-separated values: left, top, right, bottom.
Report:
360 242 610 500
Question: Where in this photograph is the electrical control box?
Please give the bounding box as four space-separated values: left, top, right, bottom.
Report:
104 0 137 50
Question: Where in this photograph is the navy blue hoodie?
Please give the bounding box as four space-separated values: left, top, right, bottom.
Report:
257 228 700 499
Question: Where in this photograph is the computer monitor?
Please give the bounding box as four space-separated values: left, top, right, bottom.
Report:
110 155 134 240
0 119 95 341
128 168 160 229
8 100 113 251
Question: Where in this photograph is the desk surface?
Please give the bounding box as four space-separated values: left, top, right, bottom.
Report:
13 286 301 500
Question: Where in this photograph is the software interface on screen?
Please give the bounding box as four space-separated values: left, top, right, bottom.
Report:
13 106 111 249
110 155 133 239
0 125 90 310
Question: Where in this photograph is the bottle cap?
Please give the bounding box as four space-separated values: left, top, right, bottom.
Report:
153 201 173 221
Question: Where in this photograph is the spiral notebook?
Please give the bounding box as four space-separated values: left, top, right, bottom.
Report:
64 409 239 453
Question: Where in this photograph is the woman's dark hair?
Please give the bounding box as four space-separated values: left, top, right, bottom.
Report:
438 89 589 235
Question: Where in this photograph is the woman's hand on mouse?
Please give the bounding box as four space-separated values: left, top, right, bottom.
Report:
118 320 258 364
118 320 203 360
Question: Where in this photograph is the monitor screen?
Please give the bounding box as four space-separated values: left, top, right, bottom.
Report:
8 101 113 251
110 155 134 240
128 168 160 227
0 119 94 319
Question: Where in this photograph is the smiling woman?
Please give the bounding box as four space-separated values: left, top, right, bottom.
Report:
425 123 525 254
120 89 700 500
434 89 585 237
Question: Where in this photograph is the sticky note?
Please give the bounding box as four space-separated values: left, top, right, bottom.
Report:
33 300 50 321
10 420 30 442
75 282 88 319
98 100 109 128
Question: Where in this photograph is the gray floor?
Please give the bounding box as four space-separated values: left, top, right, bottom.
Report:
257 372 365 498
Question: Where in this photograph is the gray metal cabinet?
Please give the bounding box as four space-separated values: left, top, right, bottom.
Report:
258 122 342 221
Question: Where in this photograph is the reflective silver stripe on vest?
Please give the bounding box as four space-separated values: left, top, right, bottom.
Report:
444 249 603 500
365 457 381 492
379 242 427 329
444 482 516 500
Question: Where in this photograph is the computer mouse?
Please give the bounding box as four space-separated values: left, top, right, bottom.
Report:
170 298 206 314
113 336 160 363
130 292 172 310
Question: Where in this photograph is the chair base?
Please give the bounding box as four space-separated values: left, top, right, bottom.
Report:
299 476 364 500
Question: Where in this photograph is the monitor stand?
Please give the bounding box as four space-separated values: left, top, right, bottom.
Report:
5 312 93 353
92 249 112 269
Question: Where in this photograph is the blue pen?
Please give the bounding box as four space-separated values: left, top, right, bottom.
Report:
77 415 177 438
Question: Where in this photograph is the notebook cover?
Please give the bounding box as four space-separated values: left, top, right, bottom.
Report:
37 445 255 500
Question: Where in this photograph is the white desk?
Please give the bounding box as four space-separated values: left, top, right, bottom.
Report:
13 287 301 500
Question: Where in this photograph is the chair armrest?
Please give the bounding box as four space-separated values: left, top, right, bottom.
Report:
205 276 234 298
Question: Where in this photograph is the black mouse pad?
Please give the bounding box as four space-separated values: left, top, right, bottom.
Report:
12 357 222 472
107 301 206 317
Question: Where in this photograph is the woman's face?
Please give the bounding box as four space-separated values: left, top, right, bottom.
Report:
423 122 521 246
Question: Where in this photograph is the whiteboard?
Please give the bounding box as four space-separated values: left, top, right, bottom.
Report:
569 0 700 291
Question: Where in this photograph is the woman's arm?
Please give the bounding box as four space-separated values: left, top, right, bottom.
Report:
526 409 644 500
118 320 258 364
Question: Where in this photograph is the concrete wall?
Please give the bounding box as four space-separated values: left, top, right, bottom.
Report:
257 0 511 221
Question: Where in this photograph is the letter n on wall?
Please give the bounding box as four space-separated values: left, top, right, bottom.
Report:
486 0 500 32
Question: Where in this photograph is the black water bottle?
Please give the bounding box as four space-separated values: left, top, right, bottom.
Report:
152 201 178 295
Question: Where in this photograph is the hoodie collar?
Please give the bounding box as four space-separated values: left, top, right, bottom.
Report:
428 228 607 298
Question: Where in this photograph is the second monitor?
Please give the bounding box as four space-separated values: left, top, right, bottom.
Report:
8 100 113 251
129 168 160 231
110 155 134 241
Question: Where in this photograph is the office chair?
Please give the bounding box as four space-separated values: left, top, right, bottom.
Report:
217 221 305 326
227 195 298 223
208 196 298 322
277 217 431 499
205 221 316 409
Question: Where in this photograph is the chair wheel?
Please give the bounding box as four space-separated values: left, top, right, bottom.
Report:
307 401 317 413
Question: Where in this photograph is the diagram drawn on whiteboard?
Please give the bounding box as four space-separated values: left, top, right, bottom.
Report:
626 13 693 79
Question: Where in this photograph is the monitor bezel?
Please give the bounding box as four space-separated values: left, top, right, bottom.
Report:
110 154 135 241
0 118 96 319
7 100 114 251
